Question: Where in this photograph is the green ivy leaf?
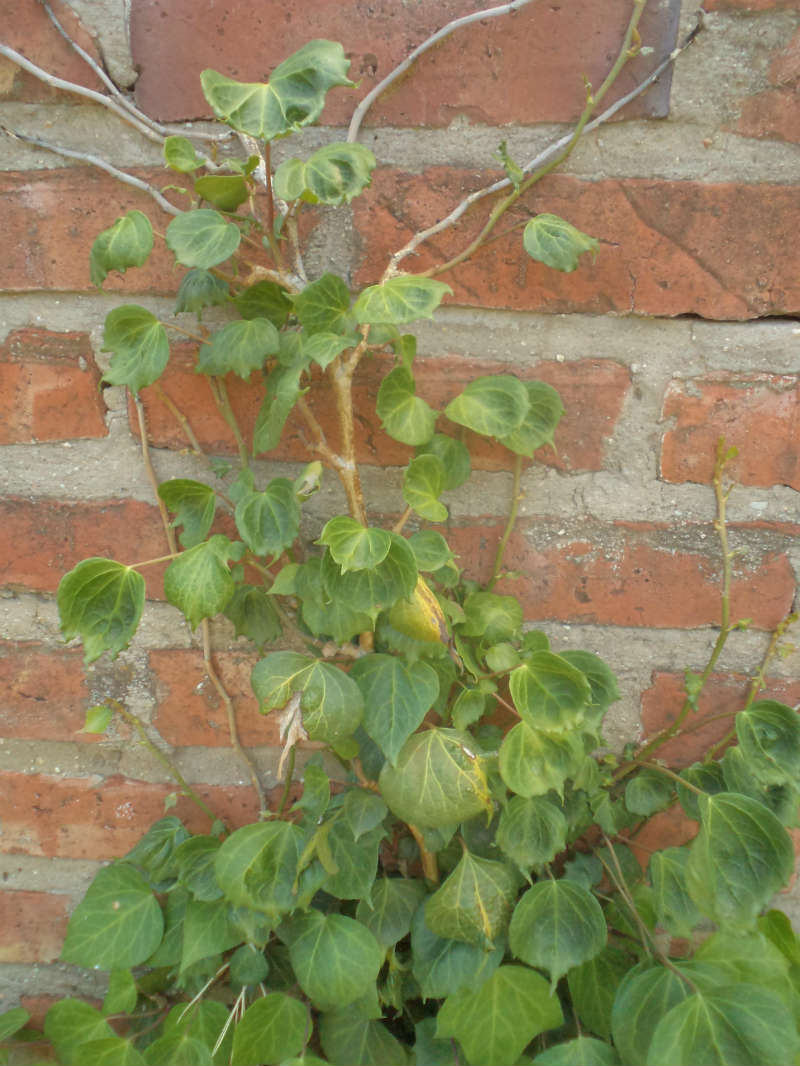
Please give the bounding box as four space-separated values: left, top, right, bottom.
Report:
408 530 455 572
275 142 376 204
163 534 237 629
321 533 417 616
200 41 355 140
350 653 440 765
686 791 795 926
445 374 529 438
223 585 281 649
377 366 437 446
231 994 307 1065
180 898 241 974
509 652 591 733
323 821 384 900
102 969 138 1016
174 269 230 315
44 1001 115 1066
194 174 249 212
303 331 355 369
567 946 631 1043
253 363 305 454
341 789 388 841
90 210 153 287
437 965 563 1066
143 1032 212 1065
174 835 223 902
292 273 352 334
625 767 673 817
354 277 452 324
558 650 620 715
720 745 800 825
496 795 568 871
461 591 522 644
58 558 145 663
102 305 169 393
319 1012 408 1066
78 704 114 734
646 984 798 1066
611 963 695 1066
403 453 448 522
163 135 205 173
416 434 472 490
509 879 607 989
235 478 300 558
166 209 241 269
533 1037 620 1065
499 380 564 457
162 1000 231 1065
676 760 727 820
648 846 703 938
523 213 599 273
61 865 163 970
317 517 392 572
379 728 491 828
411 907 504 1000
356 877 427 948
233 280 292 326
425 851 518 948
736 700 800 785
197 317 279 379
214 821 304 915
251 653 364 744
158 479 216 548
499 723 584 798
283 910 382 1011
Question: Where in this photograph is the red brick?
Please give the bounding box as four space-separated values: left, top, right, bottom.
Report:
0 169 177 294
0 0 102 102
137 345 629 472
0 498 169 598
0 773 264 859
0 643 101 743
130 0 677 126
0 330 106 444
19 996 65 1031
660 374 800 490
627 805 698 869
354 171 800 320
705 0 800 9
150 648 278 748
0 891 69 963
447 520 796 629
736 27 800 143
641 672 800 767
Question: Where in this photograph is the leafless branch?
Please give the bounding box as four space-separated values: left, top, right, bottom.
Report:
347 0 538 143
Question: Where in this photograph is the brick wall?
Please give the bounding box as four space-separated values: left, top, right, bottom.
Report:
1 0 799 1010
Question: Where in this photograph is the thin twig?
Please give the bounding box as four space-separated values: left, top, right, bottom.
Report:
201 619 267 812
384 6 704 276
347 0 537 142
489 453 523 589
0 123 182 215
135 393 178 556
153 383 205 456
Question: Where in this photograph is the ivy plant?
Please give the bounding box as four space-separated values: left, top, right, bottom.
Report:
2 9 799 1066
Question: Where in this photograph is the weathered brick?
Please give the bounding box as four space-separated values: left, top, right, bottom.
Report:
150 648 278 748
627 804 698 869
130 0 677 126
0 498 169 597
137 345 629 472
736 26 800 143
354 170 800 320
0 330 106 444
705 0 800 9
0 0 102 102
0 891 69 963
641 671 800 767
660 374 800 489
0 169 176 294
448 519 796 629
0 773 262 859
0 643 98 743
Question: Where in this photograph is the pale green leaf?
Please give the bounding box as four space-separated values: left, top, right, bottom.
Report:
408 530 454 572
509 879 607 988
292 273 351 334
416 434 471 490
379 728 491 828
437 965 563 1066
90 210 153 287
321 533 417 615
737 700 800 784
158 478 216 548
353 277 452 325
196 317 279 378
403 454 448 522
499 723 584 798
496 795 568 871
61 864 163 970
350 653 440 765
144 1032 213 1066
318 517 392 572
625 767 673 817
509 652 591 732
275 142 376 204
234 478 300 557
523 213 599 273
424 851 518 948
194 174 249 212
166 209 240 269
58 558 145 663
78 703 114 734
445 374 529 438
460 591 522 643
163 535 237 629
175 269 230 315
253 363 305 454
499 380 564 457
231 994 307 1065
533 1038 620 1065
200 41 355 140
180 898 240 974
214 820 304 915
377 367 437 446
102 305 169 393
163 135 204 173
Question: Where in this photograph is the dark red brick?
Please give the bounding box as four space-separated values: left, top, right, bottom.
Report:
131 0 677 126
0 330 106 444
354 170 800 320
661 374 800 490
